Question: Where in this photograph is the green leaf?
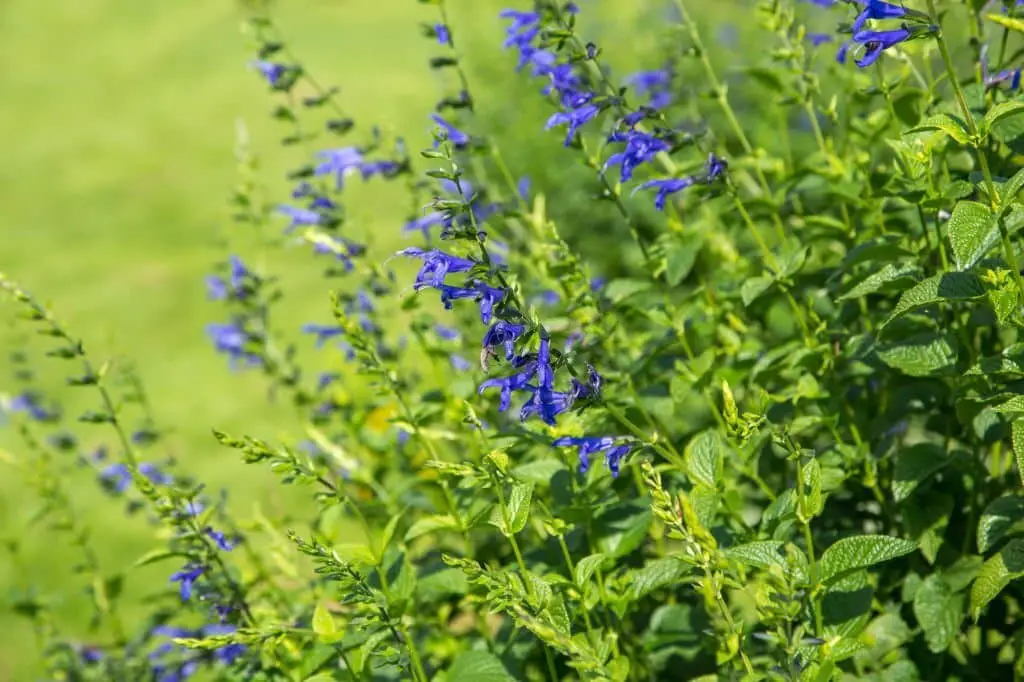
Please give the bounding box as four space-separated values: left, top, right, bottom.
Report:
513 459 567 485
1001 167 1024 207
913 575 964 653
740 274 774 306
574 553 606 586
685 430 722 489
903 495 953 565
820 535 917 585
837 262 918 301
947 201 997 270
628 557 690 599
334 544 376 566
722 541 786 570
799 459 823 519
664 233 704 286
604 278 651 303
978 496 1024 553
981 101 1024 138
596 503 653 559
881 272 986 329
1013 420 1024 486
903 113 972 144
970 538 1024 616
404 514 458 542
377 512 403 561
131 548 186 569
312 602 339 642
892 443 950 502
446 650 516 682
506 482 533 535
877 332 958 377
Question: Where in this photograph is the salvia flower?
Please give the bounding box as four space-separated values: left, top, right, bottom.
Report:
170 564 205 601
479 356 539 412
625 68 673 109
431 114 470 148
206 322 262 368
250 60 288 87
450 354 472 371
205 527 237 552
851 27 916 67
435 23 451 45
302 323 346 348
546 99 601 146
634 176 697 211
276 205 324 233
851 0 912 32
399 247 476 289
6 392 53 421
314 147 365 190
483 320 526 361
553 436 632 476
605 129 672 183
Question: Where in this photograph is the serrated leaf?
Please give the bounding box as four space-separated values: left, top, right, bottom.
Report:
1013 420 1024 486
982 100 1024 138
837 262 918 301
970 537 1024 615
820 535 917 585
913 575 963 653
664 233 704 286
722 541 785 570
506 482 533 535
685 430 722 489
892 443 950 502
903 494 953 565
447 650 516 682
881 272 986 329
1001 167 1024 207
404 514 458 542
799 459 823 519
978 496 1024 553
574 553 606 586
628 557 690 599
878 332 958 377
904 113 972 144
948 201 997 270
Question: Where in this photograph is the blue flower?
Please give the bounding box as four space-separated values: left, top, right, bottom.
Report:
435 23 451 45
851 27 913 67
546 102 601 146
206 322 261 367
479 357 539 411
404 212 446 238
250 60 287 87
431 114 470 148
276 205 324 233
625 68 673 109
399 247 476 289
450 354 472 371
851 0 911 33
205 527 237 552
500 10 541 52
302 323 345 348
206 255 250 301
7 392 52 421
317 372 341 390
483 321 526 360
633 177 696 211
605 130 671 183
436 324 461 341
553 436 632 476
170 564 204 601
314 147 365 190
807 33 834 47
202 624 247 665
518 337 573 425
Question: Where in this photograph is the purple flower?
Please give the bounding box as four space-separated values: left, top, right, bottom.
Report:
302 323 345 348
276 205 324 233
553 436 632 476
404 212 446 238
807 33 834 47
479 357 539 411
250 60 287 87
431 114 470 148
852 0 910 33
633 177 696 211
170 564 204 601
314 147 365 190
605 130 671 183
851 27 913 67
546 102 601 146
483 321 526 360
625 68 673 109
399 247 476 289
435 23 451 45
205 527 237 552
836 41 852 64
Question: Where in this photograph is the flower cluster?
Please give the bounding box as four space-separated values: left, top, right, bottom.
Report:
828 0 937 67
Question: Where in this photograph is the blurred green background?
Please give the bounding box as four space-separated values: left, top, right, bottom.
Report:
0 0 731 678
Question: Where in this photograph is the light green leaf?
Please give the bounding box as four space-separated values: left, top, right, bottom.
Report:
722 541 786 570
1000 167 1024 207
986 12 1024 34
913 575 963 653
574 553 606 587
837 262 918 301
892 443 949 503
741 274 774 306
132 549 186 569
800 459 823 519
978 496 1024 553
1013 420 1024 486
604 278 651 303
312 602 339 642
947 201 997 270
506 482 534 535
513 459 567 485
970 538 1024 616
664 233 704 286
404 514 458 542
903 112 972 144
628 557 690 599
881 272 986 329
335 543 376 566
820 535 917 585
377 511 403 561
446 650 516 682
685 430 722 489
981 101 1024 138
